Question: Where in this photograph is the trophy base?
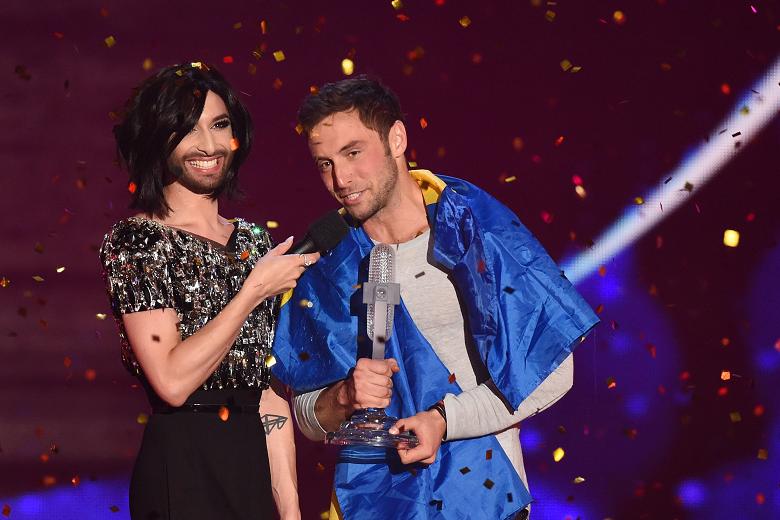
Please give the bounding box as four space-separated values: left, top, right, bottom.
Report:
325 408 419 449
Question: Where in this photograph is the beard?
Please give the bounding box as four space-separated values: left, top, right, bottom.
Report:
166 154 230 196
347 153 400 222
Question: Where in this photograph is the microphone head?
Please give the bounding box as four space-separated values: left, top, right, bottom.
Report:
367 243 396 342
308 209 350 252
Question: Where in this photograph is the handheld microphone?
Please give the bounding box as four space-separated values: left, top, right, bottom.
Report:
288 209 350 255
363 244 401 360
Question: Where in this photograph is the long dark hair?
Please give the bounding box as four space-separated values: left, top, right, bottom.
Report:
113 62 252 217
297 75 404 149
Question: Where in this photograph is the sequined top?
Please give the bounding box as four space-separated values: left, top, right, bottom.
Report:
99 217 276 390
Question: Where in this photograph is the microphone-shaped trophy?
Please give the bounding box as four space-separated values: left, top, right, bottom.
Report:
325 243 419 448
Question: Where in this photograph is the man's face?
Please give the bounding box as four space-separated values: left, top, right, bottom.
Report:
309 110 399 223
167 90 235 195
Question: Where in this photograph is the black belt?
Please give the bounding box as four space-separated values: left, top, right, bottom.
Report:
154 403 260 414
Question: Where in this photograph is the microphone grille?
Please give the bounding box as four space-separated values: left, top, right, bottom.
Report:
368 243 395 283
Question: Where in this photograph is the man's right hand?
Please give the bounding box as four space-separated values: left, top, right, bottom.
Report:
337 358 399 411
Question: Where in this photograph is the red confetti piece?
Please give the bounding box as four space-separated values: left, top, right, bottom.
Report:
756 492 765 504
753 404 765 416
645 343 657 358
571 175 583 186
448 373 456 384
223 56 234 64
396 14 410 22
63 356 72 368
720 83 731 95
606 377 617 389
84 368 97 381
554 135 565 147
240 250 250 260
53 32 64 39
2 504 10 517
540 211 553 224
679 371 691 381
717 386 728 397
128 182 137 194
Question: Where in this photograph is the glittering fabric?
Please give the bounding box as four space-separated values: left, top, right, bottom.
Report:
100 217 276 390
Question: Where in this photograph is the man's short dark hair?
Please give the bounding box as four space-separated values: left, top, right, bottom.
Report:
113 62 252 217
297 75 404 148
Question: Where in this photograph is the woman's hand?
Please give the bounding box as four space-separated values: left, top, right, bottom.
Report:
242 237 320 304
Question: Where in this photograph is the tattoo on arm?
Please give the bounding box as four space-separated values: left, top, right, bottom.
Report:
261 413 288 435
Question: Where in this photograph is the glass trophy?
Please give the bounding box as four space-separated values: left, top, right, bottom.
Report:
325 244 419 449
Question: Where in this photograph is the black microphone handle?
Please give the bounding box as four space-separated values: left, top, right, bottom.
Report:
288 235 317 255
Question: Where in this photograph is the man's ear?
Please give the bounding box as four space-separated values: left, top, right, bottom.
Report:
389 120 407 157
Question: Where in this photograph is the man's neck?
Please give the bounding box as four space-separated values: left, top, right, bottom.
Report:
362 171 429 244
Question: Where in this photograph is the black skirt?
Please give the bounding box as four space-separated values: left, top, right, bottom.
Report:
130 388 274 520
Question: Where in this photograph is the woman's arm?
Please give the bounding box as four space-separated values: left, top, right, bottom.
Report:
122 239 316 406
261 379 300 520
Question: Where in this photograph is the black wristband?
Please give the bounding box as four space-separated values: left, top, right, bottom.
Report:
428 400 447 441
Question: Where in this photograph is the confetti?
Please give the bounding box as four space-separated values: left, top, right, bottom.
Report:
2 505 10 517
294 123 304 135
459 466 471 474
104 35 116 48
85 369 97 381
483 479 494 489
56 266 65 273
753 404 765 416
71 475 80 486
729 411 741 423
720 370 731 381
260 20 268 34
136 413 148 425
265 221 279 229
560 59 572 72
0 277 10 288
341 58 355 76
128 182 137 194
96 313 107 320
612 10 626 25
32 275 44 282
723 229 740 247
109 505 120 513
448 373 457 384
459 16 472 27
63 356 72 368
419 117 428 129
503 175 517 183
233 22 243 29
414 271 426 278
756 492 765 505
575 185 587 198
264 355 277 367
298 299 313 308
573 476 586 484
512 137 524 151
606 377 617 389
634 197 644 205
273 50 286 62
757 448 768 460
391 0 403 9
142 58 154 71
485 449 492 460
554 135 565 146
298 352 310 361
553 447 565 462
218 406 230 422
240 250 250 260
42 475 56 486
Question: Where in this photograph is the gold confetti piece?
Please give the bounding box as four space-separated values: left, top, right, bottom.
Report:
575 185 587 198
190 61 203 69
408 161 418 168
341 58 355 76
142 58 154 71
459 16 471 27
136 413 148 425
320 511 330 520
634 197 644 205
553 447 565 462
273 50 286 62
96 313 107 320
71 475 80 486
218 406 230 422
264 354 277 368
613 10 626 25
391 0 403 9
729 411 741 423
606 377 617 389
545 10 556 22
504 175 517 183
32 275 44 282
233 22 243 29
56 266 65 273
104 35 116 48
0 277 10 288
720 370 731 381
723 229 740 247
570 66 582 73
757 448 768 460
573 476 586 484
560 59 572 71
266 220 279 229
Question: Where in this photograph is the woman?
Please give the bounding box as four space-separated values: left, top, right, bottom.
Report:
100 62 315 519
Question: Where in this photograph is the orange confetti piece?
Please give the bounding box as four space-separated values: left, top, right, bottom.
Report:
598 266 607 277
84 368 97 381
545 10 556 22
757 448 768 460
612 10 626 25
2 504 10 517
142 58 154 71
448 373 457 384
71 475 81 486
419 117 428 129
753 404 765 416
458 16 472 27
230 138 240 151
218 406 230 421
260 20 268 34
233 22 243 29
512 137 524 151
240 250 250 260
295 123 304 135
720 370 731 381
42 475 56 486
756 492 765 505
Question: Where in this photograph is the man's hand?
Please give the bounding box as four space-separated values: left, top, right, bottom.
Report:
337 358 399 411
389 410 446 465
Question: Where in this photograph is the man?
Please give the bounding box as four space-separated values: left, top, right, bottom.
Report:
100 62 312 519
271 76 598 519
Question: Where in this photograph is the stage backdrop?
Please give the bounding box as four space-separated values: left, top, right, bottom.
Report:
1 1 778 518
